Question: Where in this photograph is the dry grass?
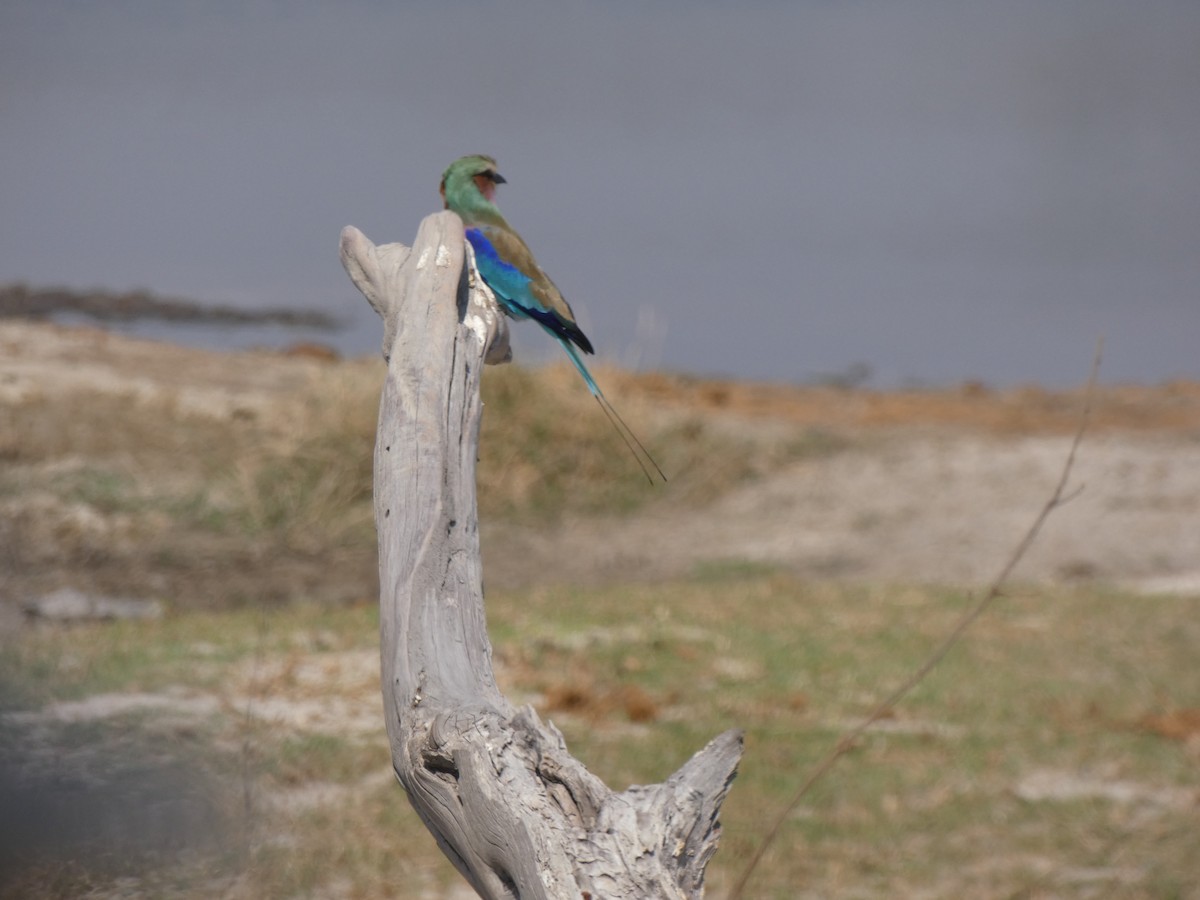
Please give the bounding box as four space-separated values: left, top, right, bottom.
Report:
477 362 826 518
4 325 1199 897
635 371 1200 435
0 352 823 611
2 576 1197 898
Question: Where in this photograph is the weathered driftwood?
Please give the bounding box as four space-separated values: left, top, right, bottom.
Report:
339 211 742 899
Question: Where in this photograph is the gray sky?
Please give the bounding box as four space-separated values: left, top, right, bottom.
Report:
3 1 1198 387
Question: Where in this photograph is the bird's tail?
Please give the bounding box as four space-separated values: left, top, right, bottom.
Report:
558 338 602 397
558 339 667 485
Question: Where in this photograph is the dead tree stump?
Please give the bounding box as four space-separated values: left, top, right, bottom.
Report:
339 211 742 899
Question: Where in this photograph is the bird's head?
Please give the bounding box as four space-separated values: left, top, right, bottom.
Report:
440 155 507 218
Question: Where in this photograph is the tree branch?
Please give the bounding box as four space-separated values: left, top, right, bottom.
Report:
340 212 742 899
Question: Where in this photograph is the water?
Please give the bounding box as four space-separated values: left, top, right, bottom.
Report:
47 305 384 359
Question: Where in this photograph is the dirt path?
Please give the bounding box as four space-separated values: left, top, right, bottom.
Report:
484 430 1200 593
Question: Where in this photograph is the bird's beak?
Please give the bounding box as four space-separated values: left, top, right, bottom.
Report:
491 172 507 185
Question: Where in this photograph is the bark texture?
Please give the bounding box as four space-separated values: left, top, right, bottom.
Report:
340 211 742 899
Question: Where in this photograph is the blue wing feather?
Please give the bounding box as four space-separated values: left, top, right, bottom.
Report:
466 227 594 354
465 228 531 320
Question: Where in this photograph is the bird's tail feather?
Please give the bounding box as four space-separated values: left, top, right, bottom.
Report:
558 339 667 485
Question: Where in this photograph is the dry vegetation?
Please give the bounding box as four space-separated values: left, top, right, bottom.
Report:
0 321 825 612
2 580 1197 898
1 321 1199 898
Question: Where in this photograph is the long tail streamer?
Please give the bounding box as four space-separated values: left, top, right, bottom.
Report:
560 339 667 485
594 392 667 486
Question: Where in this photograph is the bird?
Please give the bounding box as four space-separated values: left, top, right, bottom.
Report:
440 154 665 484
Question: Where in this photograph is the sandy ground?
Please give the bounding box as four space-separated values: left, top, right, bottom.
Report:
3 319 1199 608
486 429 1200 593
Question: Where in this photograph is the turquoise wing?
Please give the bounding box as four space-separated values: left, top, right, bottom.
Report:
466 225 594 355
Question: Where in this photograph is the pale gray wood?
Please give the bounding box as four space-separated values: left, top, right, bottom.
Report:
340 211 742 899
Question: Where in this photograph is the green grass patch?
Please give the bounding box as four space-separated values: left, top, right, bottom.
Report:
2 578 1197 897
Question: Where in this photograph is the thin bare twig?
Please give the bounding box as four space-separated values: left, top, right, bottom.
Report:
727 340 1103 900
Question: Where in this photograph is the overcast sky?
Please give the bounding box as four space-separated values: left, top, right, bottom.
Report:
3 1 1198 387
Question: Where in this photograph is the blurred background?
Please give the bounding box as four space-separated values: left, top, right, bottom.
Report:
3 4 1200 897
3 0 1198 387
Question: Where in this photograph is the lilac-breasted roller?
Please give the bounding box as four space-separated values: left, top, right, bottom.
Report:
440 154 665 483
